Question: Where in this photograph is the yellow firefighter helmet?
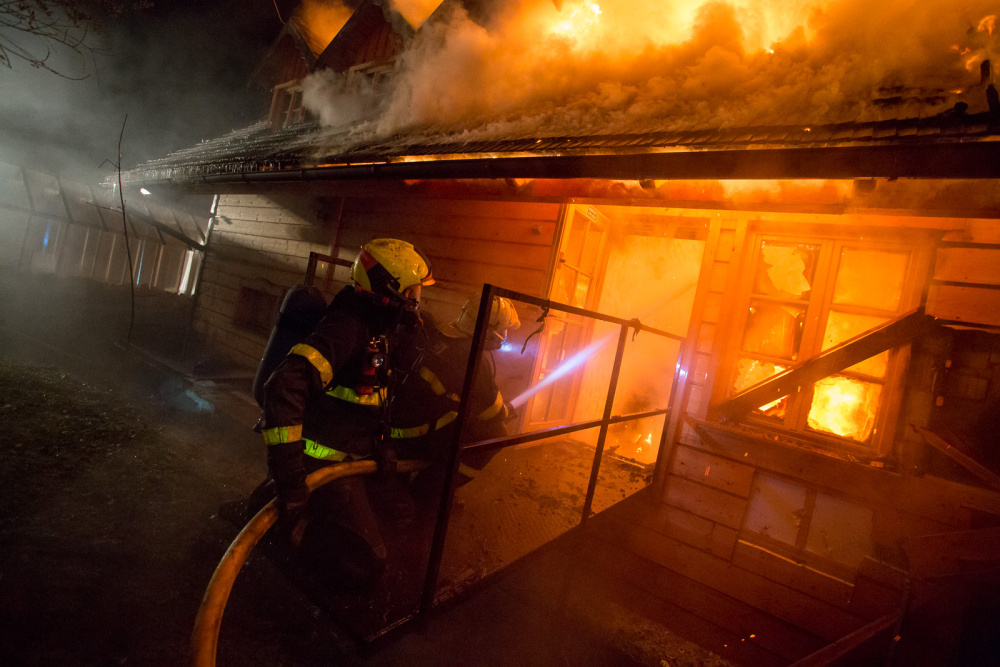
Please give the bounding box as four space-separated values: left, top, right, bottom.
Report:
351 239 434 304
450 292 521 347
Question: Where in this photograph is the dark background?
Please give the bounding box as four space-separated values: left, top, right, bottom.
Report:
0 0 299 181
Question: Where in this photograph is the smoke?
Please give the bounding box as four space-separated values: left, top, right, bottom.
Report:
0 1 280 182
301 0 999 146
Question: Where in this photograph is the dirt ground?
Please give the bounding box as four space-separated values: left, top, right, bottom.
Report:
0 272 732 666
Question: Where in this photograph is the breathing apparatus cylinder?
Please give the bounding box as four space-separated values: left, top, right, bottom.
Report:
252 284 328 407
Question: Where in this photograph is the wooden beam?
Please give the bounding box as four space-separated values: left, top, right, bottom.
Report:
713 309 932 423
903 526 1000 579
911 425 1000 493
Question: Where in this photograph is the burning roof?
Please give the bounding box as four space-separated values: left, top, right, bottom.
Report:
123 0 1000 186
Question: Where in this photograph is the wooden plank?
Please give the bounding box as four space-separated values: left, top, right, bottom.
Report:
903 527 1000 579
788 610 898 667
583 530 827 663
701 292 721 324
691 421 1000 525
340 213 557 246
614 522 867 641
941 218 1000 244
926 284 1000 327
732 540 855 609
627 502 738 560
912 425 1000 493
934 248 1000 285
430 257 546 296
338 229 552 271
343 197 562 221
663 475 748 529
672 445 755 497
708 261 728 292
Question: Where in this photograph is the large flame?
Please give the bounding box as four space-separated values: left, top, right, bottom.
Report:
807 376 880 442
303 0 999 140
296 0 353 56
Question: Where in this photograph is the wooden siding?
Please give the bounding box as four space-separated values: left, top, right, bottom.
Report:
927 218 1000 328
595 208 1000 663
332 197 560 321
196 193 330 368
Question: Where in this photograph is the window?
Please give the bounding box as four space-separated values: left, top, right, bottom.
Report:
268 81 307 129
743 473 874 579
724 230 924 452
234 287 280 335
346 59 396 96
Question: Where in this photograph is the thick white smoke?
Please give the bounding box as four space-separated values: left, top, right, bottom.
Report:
301 0 999 147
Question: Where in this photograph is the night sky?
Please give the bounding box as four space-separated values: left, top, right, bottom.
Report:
0 0 292 181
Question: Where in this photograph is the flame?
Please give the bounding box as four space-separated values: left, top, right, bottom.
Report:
549 1 603 46
296 0 353 55
391 0 442 29
979 14 996 36
807 376 880 442
304 0 1000 148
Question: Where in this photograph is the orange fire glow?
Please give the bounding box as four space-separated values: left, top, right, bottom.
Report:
807 376 880 442
295 0 353 56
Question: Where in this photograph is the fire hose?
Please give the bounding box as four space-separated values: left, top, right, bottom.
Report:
190 459 431 667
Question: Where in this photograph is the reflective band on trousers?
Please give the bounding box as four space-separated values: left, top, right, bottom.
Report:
302 438 351 462
326 385 385 407
289 344 333 387
390 411 459 439
263 424 303 445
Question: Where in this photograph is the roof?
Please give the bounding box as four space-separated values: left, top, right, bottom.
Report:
123 108 1000 188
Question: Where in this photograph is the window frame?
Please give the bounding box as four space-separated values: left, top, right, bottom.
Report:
716 222 932 457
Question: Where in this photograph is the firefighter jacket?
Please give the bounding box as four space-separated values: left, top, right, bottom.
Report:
389 324 509 466
261 286 401 500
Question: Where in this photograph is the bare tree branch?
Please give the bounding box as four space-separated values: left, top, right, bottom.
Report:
0 0 152 77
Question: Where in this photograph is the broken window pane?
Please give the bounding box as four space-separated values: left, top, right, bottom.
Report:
822 310 890 378
833 248 908 311
733 357 788 418
744 474 807 545
807 376 882 443
805 493 874 569
741 301 805 360
753 241 819 299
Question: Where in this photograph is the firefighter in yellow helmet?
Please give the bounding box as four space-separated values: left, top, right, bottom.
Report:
259 238 433 592
389 292 520 493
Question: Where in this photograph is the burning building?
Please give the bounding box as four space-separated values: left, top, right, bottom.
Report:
107 0 1000 663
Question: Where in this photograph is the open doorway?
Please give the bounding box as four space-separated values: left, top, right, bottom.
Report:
525 203 708 465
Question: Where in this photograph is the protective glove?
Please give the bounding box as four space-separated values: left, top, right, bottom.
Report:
276 484 310 547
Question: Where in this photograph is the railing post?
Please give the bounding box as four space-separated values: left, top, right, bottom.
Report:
419 285 496 615
581 322 631 523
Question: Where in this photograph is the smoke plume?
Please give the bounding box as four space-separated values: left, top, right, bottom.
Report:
301 0 999 145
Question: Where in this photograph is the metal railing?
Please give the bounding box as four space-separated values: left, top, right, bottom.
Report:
419 284 686 616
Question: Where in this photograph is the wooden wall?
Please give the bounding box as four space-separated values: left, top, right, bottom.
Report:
926 218 1000 328
588 210 1000 665
200 193 561 368
194 193 331 368
331 197 561 322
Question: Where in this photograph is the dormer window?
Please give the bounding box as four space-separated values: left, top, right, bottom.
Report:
346 58 397 96
268 81 308 130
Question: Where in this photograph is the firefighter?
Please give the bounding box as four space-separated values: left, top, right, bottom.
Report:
389 292 520 496
259 238 434 592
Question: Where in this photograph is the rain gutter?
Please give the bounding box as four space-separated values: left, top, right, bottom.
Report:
161 141 1000 189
